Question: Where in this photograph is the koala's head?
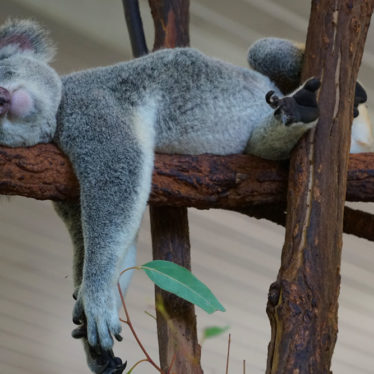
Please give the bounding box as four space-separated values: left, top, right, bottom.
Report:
0 19 62 147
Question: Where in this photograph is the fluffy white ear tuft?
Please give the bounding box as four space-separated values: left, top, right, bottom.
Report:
0 18 56 62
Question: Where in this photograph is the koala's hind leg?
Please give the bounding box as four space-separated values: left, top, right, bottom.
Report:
53 200 84 289
248 37 304 93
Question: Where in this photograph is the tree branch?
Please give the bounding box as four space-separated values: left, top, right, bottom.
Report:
237 203 374 243
265 1 374 373
1 144 373 207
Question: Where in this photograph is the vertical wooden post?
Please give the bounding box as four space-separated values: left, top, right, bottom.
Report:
265 1 374 373
150 206 202 374
147 1 203 373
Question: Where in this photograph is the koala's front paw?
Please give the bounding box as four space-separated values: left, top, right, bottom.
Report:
72 285 126 373
267 77 320 126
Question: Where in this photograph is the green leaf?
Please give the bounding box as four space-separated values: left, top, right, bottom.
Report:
140 260 225 314
202 326 230 340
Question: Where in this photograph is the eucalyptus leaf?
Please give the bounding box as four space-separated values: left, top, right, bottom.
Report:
202 325 230 340
140 260 225 314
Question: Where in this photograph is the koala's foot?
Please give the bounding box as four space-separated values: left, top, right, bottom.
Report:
266 77 320 126
72 325 126 374
72 287 126 373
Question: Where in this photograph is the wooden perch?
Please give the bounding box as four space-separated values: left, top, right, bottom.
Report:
1 144 373 242
1 144 374 207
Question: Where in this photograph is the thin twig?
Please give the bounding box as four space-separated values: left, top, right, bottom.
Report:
166 353 177 374
117 282 163 373
243 359 246 374
225 333 231 374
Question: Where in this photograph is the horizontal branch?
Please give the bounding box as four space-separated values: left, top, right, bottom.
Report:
1 144 374 208
236 204 374 243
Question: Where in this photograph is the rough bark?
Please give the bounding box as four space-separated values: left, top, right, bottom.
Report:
265 1 374 373
148 0 189 50
150 206 202 374
238 204 374 243
1 144 374 207
146 1 202 373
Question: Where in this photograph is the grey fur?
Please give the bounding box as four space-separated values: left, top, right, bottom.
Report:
0 18 56 62
248 37 304 93
0 20 323 373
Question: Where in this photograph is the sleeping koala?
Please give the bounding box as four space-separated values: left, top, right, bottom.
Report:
0 19 370 374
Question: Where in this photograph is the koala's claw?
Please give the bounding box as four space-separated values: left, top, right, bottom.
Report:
267 77 320 126
72 287 79 300
265 90 280 108
115 334 123 342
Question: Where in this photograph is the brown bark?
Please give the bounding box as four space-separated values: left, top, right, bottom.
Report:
148 0 189 50
147 1 202 373
238 204 374 243
150 206 202 374
1 144 374 206
265 1 374 373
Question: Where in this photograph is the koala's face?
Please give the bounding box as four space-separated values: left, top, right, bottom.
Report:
0 54 62 147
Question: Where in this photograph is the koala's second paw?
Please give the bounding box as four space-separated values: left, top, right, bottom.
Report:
72 326 126 374
73 286 122 348
267 77 320 126
73 284 122 344
72 286 125 373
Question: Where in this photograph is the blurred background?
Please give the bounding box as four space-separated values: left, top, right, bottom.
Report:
1 1 374 373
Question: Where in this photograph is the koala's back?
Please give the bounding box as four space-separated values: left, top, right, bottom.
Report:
56 48 278 155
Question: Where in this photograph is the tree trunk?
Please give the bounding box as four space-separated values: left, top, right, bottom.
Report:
147 1 203 373
265 1 374 373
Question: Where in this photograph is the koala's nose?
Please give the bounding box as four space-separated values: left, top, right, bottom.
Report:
0 87 10 116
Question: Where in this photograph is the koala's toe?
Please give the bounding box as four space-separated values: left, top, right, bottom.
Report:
304 77 321 92
72 325 87 339
98 327 114 350
87 317 99 348
72 299 84 325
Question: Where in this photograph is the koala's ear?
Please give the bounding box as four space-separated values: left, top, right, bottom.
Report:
0 18 55 62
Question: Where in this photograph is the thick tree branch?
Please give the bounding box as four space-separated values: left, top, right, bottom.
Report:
1 144 373 241
1 144 373 206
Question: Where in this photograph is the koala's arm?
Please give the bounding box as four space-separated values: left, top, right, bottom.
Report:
55 88 156 351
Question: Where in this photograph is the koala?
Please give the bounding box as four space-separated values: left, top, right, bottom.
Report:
0 19 370 374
